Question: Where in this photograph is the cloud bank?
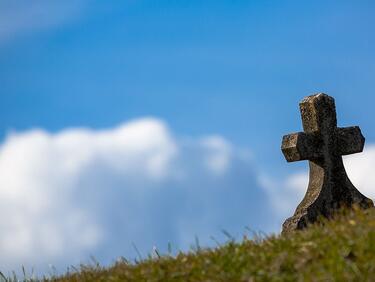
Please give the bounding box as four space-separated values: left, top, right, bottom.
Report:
0 117 374 275
0 118 273 274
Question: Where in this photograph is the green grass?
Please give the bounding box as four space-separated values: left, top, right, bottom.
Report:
3 207 375 282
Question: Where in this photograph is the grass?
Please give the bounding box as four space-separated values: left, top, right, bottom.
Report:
2 207 375 281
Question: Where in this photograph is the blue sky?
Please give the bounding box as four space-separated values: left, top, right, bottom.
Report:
1 0 375 275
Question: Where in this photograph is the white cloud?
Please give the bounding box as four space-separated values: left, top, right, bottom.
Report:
259 172 306 221
0 118 273 275
200 136 233 175
0 119 175 265
0 0 87 45
343 145 375 200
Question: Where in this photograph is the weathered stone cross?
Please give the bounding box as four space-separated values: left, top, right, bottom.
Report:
281 93 373 234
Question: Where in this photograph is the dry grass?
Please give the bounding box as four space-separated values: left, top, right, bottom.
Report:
3 207 375 282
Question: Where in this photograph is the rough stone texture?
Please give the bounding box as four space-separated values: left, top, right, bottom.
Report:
281 93 374 234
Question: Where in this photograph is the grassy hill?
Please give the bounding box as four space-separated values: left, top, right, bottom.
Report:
5 207 375 282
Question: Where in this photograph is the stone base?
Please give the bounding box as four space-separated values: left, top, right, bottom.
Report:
282 192 374 235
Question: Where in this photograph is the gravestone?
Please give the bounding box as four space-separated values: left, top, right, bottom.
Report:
281 93 374 234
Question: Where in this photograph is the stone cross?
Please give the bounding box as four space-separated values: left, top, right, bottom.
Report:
281 93 373 234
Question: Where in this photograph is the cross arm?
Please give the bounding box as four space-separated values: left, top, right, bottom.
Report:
281 132 322 162
337 126 365 155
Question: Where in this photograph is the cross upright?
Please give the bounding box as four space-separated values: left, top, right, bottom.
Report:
281 93 373 234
